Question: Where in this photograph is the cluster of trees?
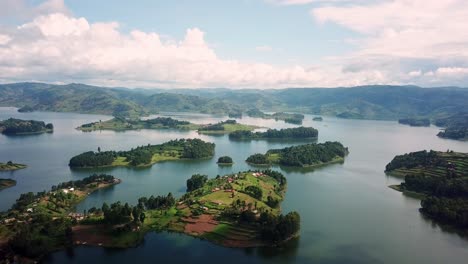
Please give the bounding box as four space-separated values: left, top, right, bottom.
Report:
247 141 347 167
421 197 468 227
141 117 190 127
69 139 215 168
102 201 137 225
245 109 304 124
246 153 270 165
262 169 287 188
198 120 237 131
137 193 175 210
69 151 116 167
0 118 53 134
385 150 445 172
229 127 318 140
403 175 468 197
217 156 233 164
9 214 72 258
243 185 263 199
52 174 115 191
398 118 430 127
258 211 300 242
187 174 208 191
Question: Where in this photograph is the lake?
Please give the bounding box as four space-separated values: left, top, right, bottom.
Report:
1 107 468 264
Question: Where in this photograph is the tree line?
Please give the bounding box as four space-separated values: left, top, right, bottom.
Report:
229 126 317 140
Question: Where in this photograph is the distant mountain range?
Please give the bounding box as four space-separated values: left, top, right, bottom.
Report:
0 82 467 120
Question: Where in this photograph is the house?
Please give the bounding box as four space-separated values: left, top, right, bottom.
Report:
68 212 85 221
26 208 33 213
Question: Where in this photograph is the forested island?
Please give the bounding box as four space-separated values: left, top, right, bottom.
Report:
246 109 304 125
313 117 323 121
78 117 200 131
435 113 468 141
69 139 215 168
0 161 27 171
398 118 430 127
385 150 468 229
197 120 259 134
0 174 121 261
229 127 318 140
217 156 233 165
0 179 16 191
246 141 348 167
0 118 53 135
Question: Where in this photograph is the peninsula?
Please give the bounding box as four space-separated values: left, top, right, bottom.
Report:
246 141 348 167
69 139 215 168
385 150 468 229
435 113 468 141
0 174 121 261
0 118 53 135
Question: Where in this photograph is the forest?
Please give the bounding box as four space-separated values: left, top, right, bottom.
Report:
69 139 215 168
435 113 468 140
229 127 318 140
0 118 53 135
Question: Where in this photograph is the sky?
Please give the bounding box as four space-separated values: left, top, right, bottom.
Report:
0 0 467 89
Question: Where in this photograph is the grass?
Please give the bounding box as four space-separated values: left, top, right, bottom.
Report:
78 118 202 132
198 123 259 134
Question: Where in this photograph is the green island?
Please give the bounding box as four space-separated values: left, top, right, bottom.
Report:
246 141 348 167
69 139 215 168
78 117 201 131
197 120 259 134
0 174 121 261
398 118 430 127
0 161 27 171
0 171 299 262
17 105 34 113
217 156 233 165
229 127 318 140
246 109 304 125
435 113 468 141
0 179 16 191
312 116 323 121
0 118 53 135
385 150 468 229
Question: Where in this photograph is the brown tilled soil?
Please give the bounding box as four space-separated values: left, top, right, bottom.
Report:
183 214 218 235
72 225 112 246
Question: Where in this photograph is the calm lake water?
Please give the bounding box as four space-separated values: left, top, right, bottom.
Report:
1 107 468 264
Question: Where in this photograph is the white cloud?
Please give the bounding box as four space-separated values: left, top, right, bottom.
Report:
255 45 273 52
408 70 422 77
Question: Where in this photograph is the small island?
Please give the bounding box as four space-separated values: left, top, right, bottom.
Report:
0 171 299 262
69 139 215 168
313 116 323 121
0 118 53 135
246 141 348 167
0 161 27 171
0 179 16 191
398 118 430 127
246 109 304 125
434 113 468 141
197 120 259 134
385 150 468 230
78 116 200 131
229 127 318 140
217 156 233 165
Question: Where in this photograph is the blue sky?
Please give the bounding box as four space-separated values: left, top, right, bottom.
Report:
1 0 468 88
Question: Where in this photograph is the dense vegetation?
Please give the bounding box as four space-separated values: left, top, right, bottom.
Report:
0 118 53 135
186 174 208 191
17 105 34 112
398 118 430 127
435 113 468 140
69 139 215 168
229 127 318 140
1 83 468 120
247 142 348 167
386 150 468 228
197 119 258 134
313 116 323 121
217 156 233 164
